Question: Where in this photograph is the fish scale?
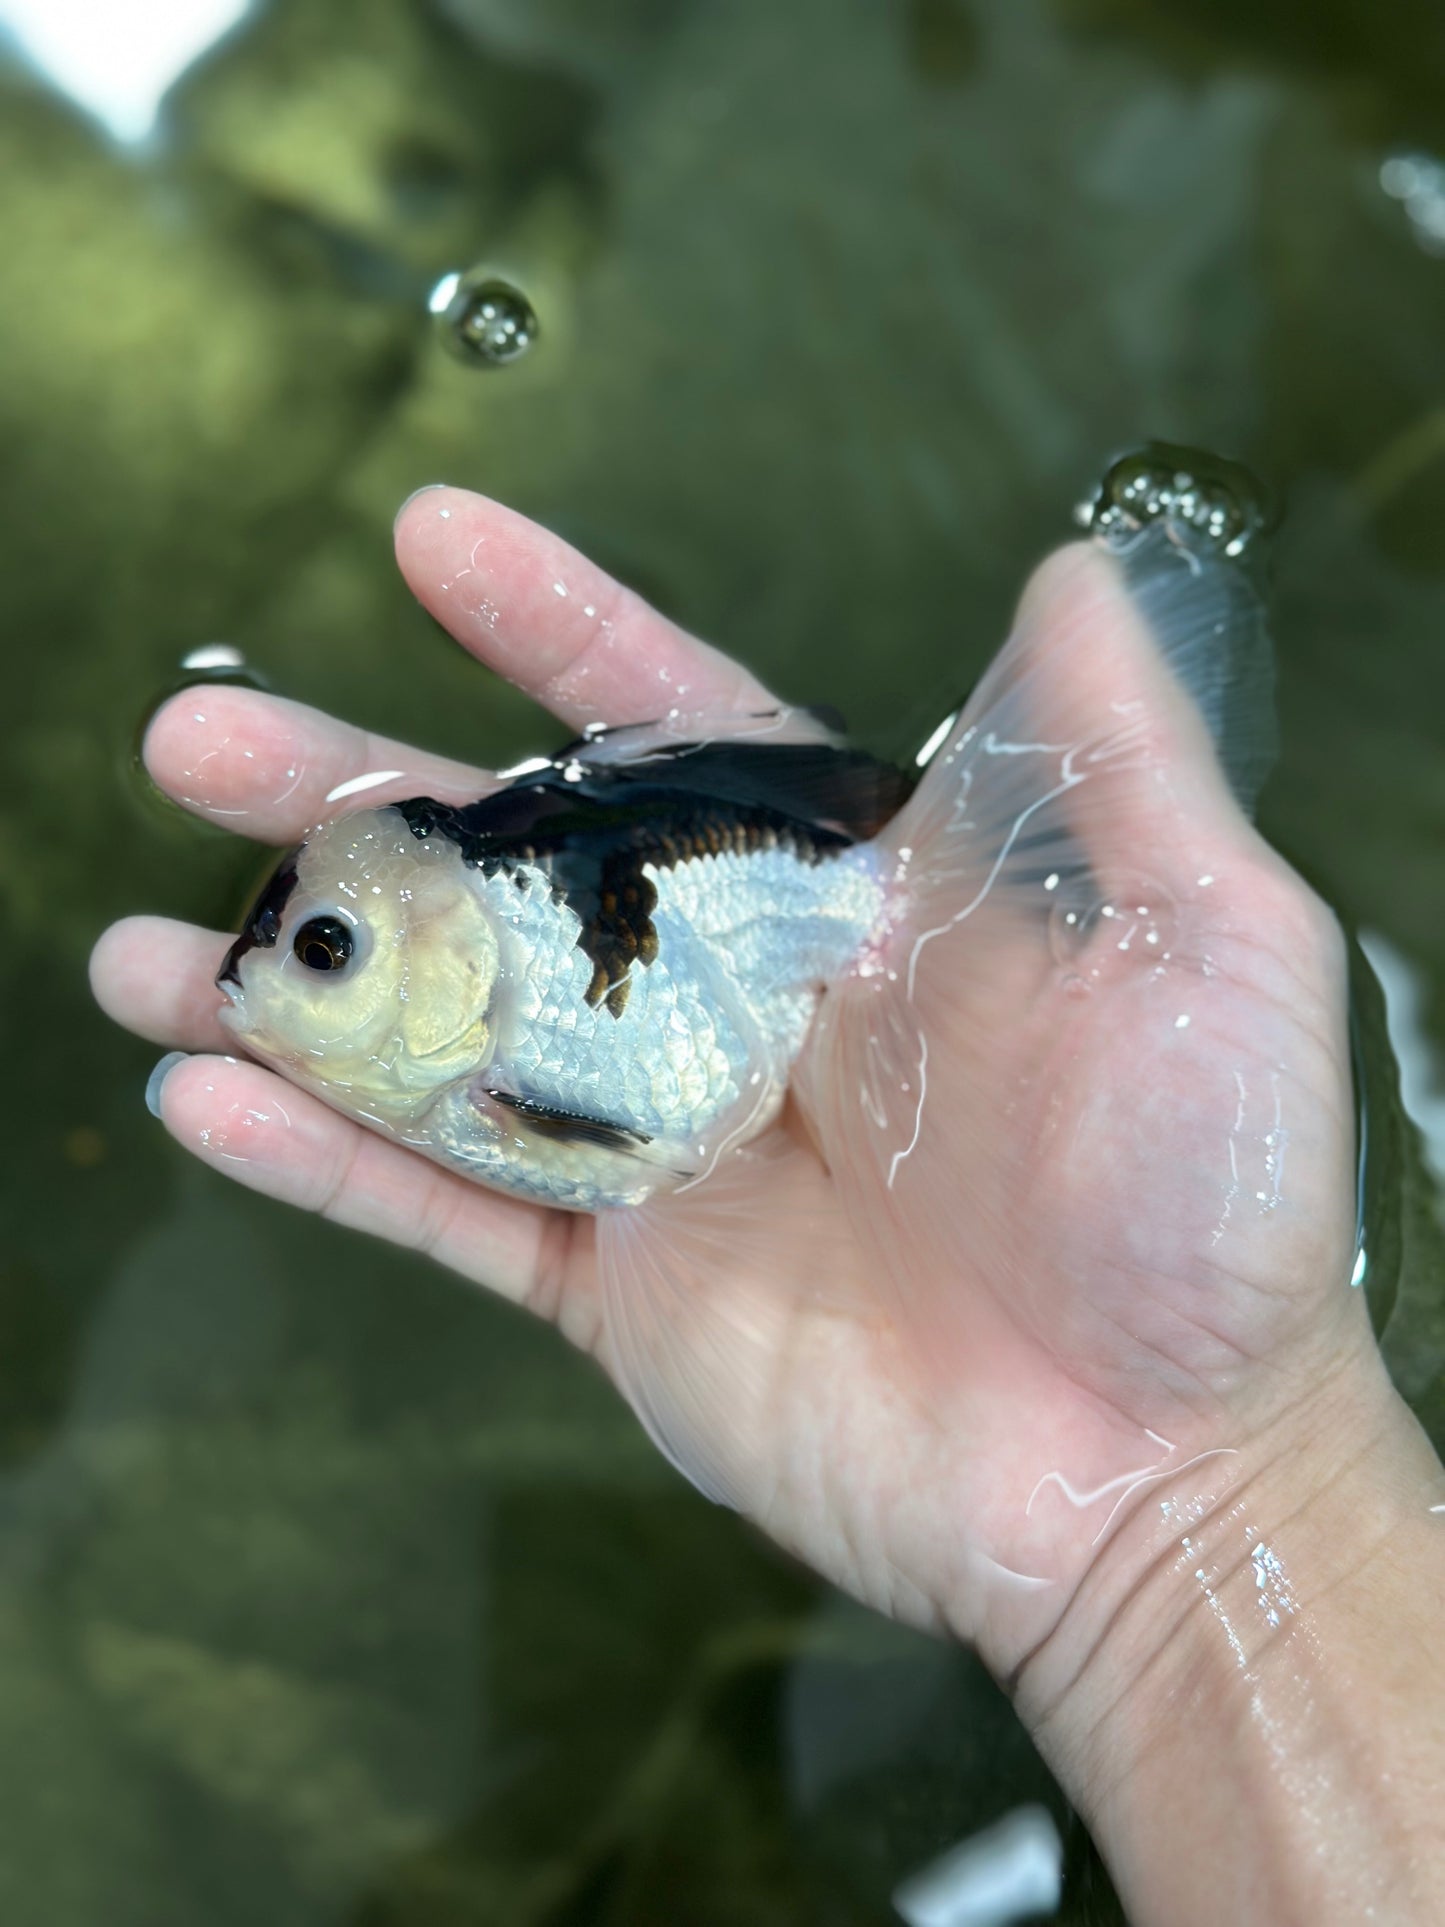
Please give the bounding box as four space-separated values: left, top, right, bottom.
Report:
477 841 883 1146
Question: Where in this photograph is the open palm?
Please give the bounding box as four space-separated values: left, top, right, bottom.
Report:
93 487 1368 1686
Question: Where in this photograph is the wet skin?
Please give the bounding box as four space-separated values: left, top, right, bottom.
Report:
92 487 1445 1925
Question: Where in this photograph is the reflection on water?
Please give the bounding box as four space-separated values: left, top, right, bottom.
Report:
3 0 1444 1921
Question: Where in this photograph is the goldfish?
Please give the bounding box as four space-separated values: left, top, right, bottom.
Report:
217 722 912 1209
216 457 1275 1242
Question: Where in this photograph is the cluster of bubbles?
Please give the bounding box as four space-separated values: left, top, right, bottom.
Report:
1077 441 1270 559
429 267 539 366
1379 152 1445 256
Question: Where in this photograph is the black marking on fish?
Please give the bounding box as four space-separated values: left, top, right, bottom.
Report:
218 851 302 988
487 1088 654 1153
396 740 912 1016
538 735 912 841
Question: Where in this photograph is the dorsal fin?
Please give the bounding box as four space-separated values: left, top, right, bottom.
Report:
398 731 914 861
546 708 914 841
593 739 915 840
394 734 913 1016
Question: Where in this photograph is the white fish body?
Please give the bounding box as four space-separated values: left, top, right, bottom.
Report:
217 725 900 1209
423 838 886 1207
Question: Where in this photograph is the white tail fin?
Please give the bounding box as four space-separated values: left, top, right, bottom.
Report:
795 518 1280 1390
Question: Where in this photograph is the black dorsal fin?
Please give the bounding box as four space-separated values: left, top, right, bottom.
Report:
555 733 914 838
631 738 915 840
396 729 915 862
395 734 913 1015
548 709 914 841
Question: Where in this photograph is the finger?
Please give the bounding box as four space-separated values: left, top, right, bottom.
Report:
144 685 488 841
91 918 235 1053
394 486 781 728
1021 542 1239 839
973 535 1276 901
150 1053 555 1307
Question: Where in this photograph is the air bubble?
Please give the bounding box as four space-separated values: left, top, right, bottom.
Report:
433 268 539 366
1077 442 1273 560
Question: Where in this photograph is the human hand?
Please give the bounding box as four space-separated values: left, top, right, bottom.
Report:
91 486 1392 1701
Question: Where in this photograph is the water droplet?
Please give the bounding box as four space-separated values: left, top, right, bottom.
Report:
1048 876 1176 973
435 269 538 367
1077 442 1274 560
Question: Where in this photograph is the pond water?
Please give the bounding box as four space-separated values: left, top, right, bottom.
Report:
3 1 1444 1921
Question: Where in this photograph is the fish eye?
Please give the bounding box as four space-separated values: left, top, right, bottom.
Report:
293 915 357 974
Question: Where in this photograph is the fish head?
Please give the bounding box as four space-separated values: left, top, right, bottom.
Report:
215 807 501 1121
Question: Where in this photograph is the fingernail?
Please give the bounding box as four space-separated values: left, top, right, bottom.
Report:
394 483 450 531
146 1051 189 1118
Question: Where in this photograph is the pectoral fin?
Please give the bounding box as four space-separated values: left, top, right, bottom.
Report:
485 1088 654 1154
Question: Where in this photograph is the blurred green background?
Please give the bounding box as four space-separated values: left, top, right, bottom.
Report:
2 0 1444 1920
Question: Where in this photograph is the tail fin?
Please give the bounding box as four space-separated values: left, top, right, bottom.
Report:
795 515 1280 1384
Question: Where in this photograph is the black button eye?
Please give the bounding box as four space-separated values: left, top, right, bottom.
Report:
293 916 355 973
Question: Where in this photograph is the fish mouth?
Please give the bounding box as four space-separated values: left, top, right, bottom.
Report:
214 993 254 1045
214 979 266 1052
213 1001 311 1086
214 968 257 1040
